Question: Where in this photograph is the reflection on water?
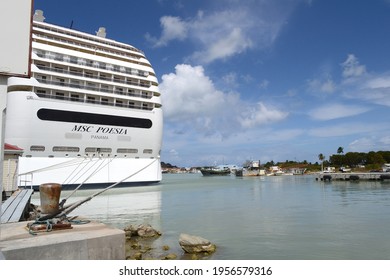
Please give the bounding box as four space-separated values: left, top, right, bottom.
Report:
30 174 390 259
31 185 162 230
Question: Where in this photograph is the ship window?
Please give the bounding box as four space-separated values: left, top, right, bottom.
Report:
85 147 97 153
85 72 93 78
86 82 97 90
53 146 80 152
101 84 109 92
116 88 124 94
36 89 47 97
54 66 64 73
70 56 78 64
101 98 109 105
55 92 65 100
30 145 45 152
54 54 63 61
36 63 47 69
117 148 138 153
143 149 153 154
116 100 123 107
87 96 96 103
70 68 82 76
70 80 80 88
56 78 65 86
85 147 112 153
70 94 80 102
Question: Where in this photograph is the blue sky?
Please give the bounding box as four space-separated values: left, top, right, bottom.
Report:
34 0 390 167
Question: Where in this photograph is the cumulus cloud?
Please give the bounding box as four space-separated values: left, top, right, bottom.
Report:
309 103 370 121
160 64 287 137
160 64 225 121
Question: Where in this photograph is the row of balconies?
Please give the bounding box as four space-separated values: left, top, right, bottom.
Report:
35 75 154 99
36 63 152 89
35 88 155 111
34 48 150 78
33 30 144 63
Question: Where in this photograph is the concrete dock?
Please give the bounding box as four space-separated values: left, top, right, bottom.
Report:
0 218 125 259
316 172 390 181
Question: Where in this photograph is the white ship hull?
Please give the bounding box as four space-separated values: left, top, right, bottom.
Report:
4 13 163 190
6 90 163 190
18 157 162 191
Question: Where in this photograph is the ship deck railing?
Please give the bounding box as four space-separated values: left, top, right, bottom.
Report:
35 92 154 111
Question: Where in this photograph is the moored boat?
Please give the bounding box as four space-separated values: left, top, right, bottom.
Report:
235 160 265 177
200 166 231 176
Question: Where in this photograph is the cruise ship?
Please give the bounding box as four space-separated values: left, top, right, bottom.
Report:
4 10 163 190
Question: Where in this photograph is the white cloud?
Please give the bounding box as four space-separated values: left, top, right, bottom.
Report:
307 78 336 94
145 16 188 47
341 72 390 107
160 64 288 137
259 79 269 89
190 27 253 63
160 64 225 121
341 54 366 78
309 103 370 121
148 2 295 63
349 135 390 152
239 102 288 128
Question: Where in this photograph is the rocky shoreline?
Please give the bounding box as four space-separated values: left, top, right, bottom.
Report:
124 224 216 260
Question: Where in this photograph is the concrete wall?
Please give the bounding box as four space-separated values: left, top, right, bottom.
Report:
0 219 125 260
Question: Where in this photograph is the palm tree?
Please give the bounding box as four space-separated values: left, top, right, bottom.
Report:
318 153 325 172
337 147 344 154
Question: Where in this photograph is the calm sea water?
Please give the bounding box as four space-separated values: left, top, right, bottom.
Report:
31 173 390 260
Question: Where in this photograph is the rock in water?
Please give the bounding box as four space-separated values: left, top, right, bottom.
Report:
137 224 161 237
124 224 161 238
179 233 216 254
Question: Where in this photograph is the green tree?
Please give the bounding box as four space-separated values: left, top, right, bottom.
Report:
318 153 325 172
337 147 344 154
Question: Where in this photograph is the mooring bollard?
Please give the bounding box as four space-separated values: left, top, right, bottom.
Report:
39 183 62 214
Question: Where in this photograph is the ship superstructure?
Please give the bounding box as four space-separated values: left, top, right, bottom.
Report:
5 10 163 189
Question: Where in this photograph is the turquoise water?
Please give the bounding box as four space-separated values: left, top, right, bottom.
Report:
31 173 390 259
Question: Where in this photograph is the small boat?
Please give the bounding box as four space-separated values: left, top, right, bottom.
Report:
200 166 231 176
235 160 265 177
